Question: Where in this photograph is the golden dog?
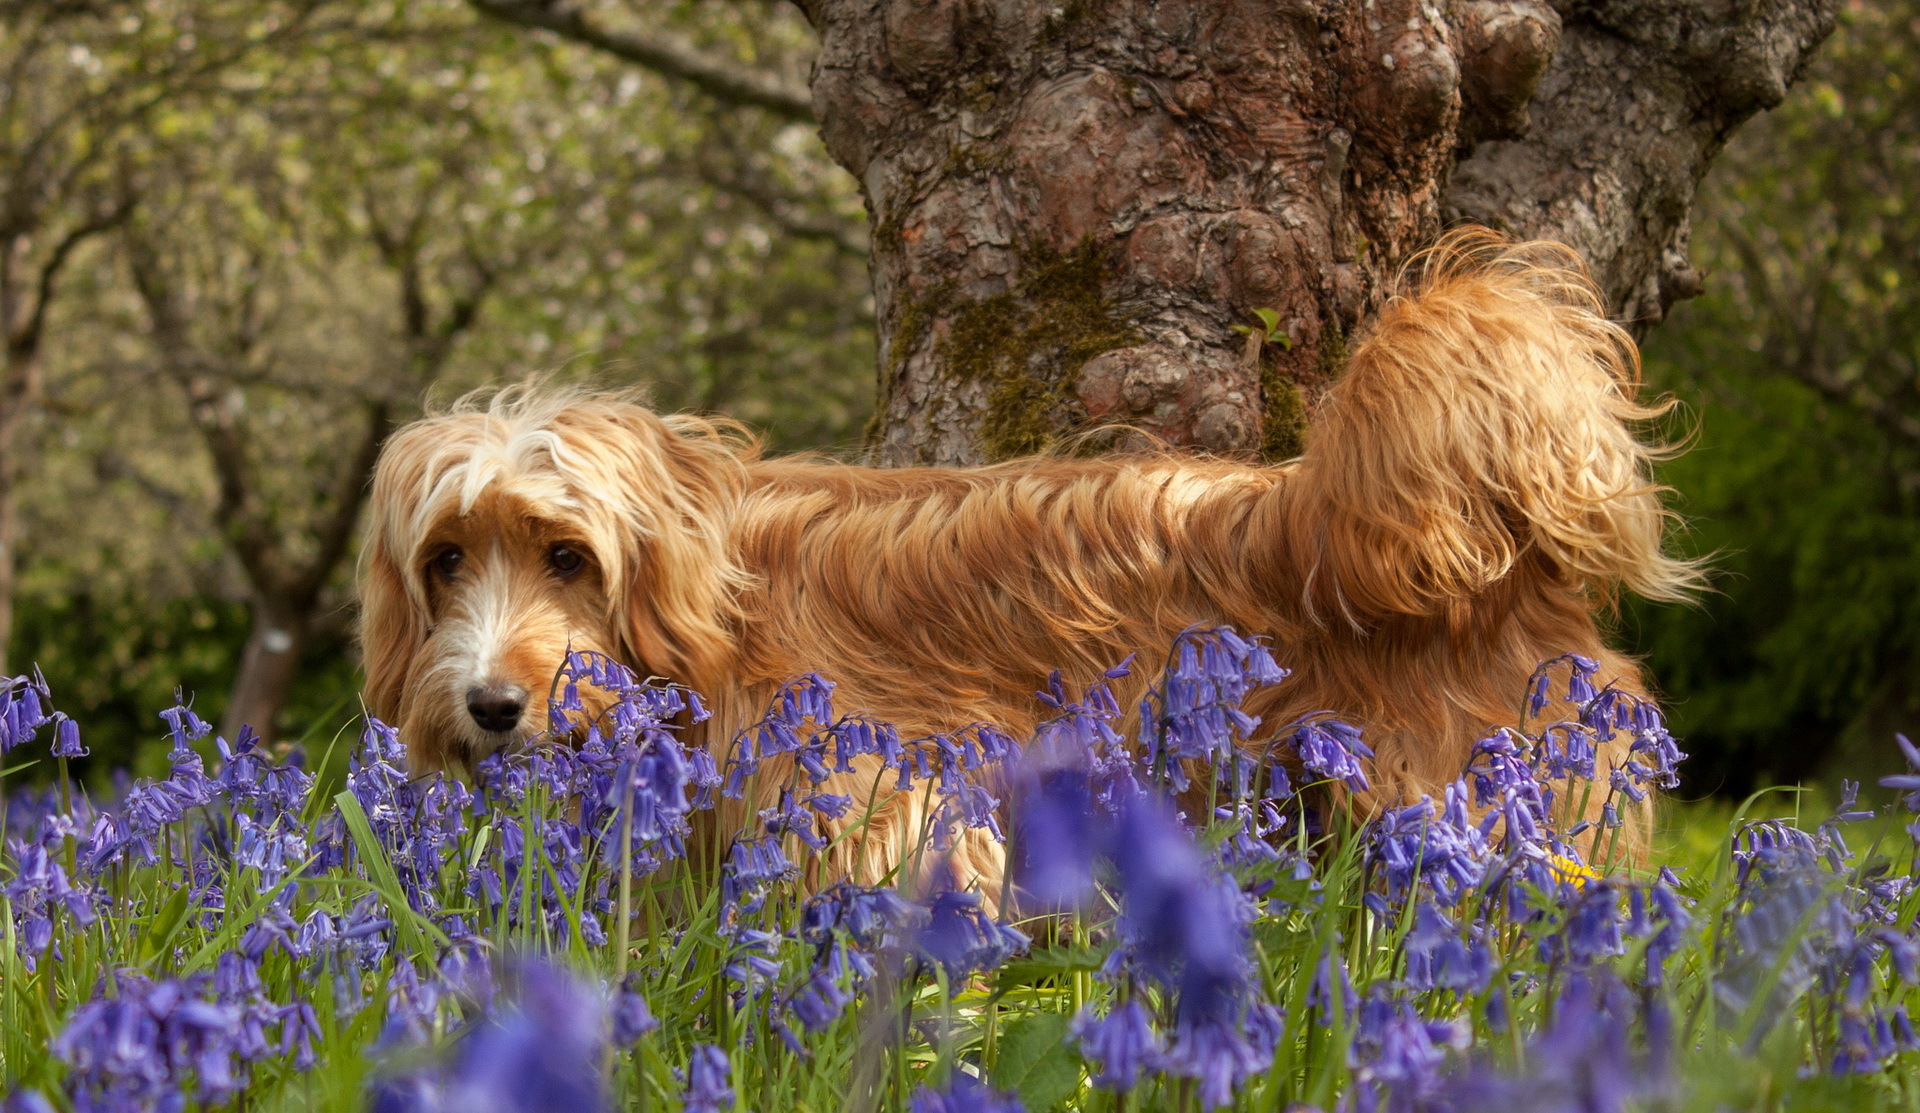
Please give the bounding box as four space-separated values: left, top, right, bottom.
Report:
357 231 1696 898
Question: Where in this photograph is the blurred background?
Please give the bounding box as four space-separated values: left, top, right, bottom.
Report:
6 0 1914 798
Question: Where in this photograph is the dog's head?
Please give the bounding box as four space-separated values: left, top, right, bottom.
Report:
359 389 751 772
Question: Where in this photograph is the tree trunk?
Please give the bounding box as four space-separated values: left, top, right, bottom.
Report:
0 344 46 681
221 600 310 747
0 363 24 680
799 0 1835 464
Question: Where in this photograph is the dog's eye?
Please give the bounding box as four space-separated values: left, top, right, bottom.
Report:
549 545 584 577
431 547 463 581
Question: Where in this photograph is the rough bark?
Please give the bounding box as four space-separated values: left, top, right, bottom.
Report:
790 0 1835 464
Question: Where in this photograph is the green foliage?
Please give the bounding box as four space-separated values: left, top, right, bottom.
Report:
1626 0 1920 796
4 0 875 748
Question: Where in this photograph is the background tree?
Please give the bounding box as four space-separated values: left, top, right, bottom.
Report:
0 1 324 675
1626 0 1920 798
479 0 1835 464
14 0 872 766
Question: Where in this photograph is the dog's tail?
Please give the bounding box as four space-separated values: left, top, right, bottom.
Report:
1273 229 1700 627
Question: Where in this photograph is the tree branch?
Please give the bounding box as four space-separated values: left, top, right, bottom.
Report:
693 155 867 257
290 399 392 605
123 234 286 595
469 0 816 122
7 195 133 362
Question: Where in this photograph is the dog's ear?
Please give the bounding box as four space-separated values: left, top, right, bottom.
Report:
358 530 424 727
1271 229 1702 627
358 429 432 730
563 405 751 692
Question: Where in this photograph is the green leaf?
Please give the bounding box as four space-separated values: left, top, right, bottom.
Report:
994 943 1107 985
1253 307 1280 334
140 885 191 964
335 791 447 958
991 1012 1082 1112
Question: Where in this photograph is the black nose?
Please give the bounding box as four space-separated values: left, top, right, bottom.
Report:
466 685 528 733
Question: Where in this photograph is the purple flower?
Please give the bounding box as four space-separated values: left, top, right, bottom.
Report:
1145 628 1289 780
444 960 610 1113
1110 799 1248 1014
1014 767 1103 909
916 886 1030 981
1280 718 1374 793
682 1044 733 1113
611 979 658 1046
1881 733 1920 812
1366 785 1488 908
785 941 863 1033
1 1091 55 1113
1403 903 1491 992
1425 973 1653 1113
909 1073 1027 1113
1347 991 1461 1106
49 713 84 758
1160 1000 1285 1109
1071 999 1162 1092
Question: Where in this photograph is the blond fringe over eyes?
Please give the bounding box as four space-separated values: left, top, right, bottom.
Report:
359 228 1696 896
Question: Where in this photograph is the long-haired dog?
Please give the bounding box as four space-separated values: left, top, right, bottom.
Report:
358 230 1698 900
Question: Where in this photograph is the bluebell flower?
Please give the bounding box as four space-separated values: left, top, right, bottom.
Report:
1281 718 1374 793
443 959 610 1113
611 978 658 1046
785 939 866 1034
1425 973 1653 1113
1545 881 1627 968
1014 767 1102 909
916 885 1030 981
48 713 84 758
1161 1000 1285 1109
1881 733 1920 811
722 836 795 915
1347 990 1460 1106
1403 903 1491 992
55 969 265 1108
1071 999 1162 1091
682 1044 734 1113
911 1073 1027 1113
1308 948 1356 1022
159 694 213 760
1366 785 1488 909
1144 628 1289 778
1 1090 55 1113
1832 1005 1920 1074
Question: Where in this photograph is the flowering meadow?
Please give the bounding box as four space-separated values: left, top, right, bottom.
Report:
3 629 1920 1112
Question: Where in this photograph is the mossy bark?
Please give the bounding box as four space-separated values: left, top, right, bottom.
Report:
797 0 1834 465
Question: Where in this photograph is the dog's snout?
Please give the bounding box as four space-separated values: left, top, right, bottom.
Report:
466 684 528 733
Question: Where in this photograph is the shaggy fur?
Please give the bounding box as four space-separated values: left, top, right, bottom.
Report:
358 230 1698 900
